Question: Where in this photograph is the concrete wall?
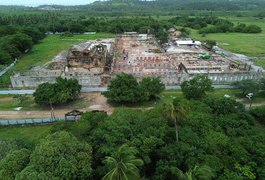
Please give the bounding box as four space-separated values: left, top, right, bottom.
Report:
65 75 102 87
10 70 265 88
206 72 265 84
11 76 58 88
11 74 102 88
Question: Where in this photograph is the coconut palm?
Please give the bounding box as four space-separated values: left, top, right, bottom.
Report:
102 144 144 180
177 165 214 180
170 98 188 142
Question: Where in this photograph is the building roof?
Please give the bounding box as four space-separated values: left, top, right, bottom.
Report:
175 40 202 46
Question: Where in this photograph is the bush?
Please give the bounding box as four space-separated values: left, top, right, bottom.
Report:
251 106 265 125
203 97 244 115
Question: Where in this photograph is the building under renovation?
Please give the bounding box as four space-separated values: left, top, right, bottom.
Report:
11 33 265 88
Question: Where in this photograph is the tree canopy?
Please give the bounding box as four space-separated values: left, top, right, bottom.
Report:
33 77 81 105
103 73 165 103
16 131 92 179
181 75 212 100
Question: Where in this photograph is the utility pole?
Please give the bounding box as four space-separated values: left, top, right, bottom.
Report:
50 101 56 121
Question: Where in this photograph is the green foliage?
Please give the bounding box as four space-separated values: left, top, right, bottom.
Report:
169 16 262 35
235 79 260 97
88 108 170 178
203 97 244 115
0 149 30 180
235 163 256 180
12 95 30 106
103 144 144 180
33 77 81 105
0 49 12 65
181 75 212 100
251 106 265 125
16 131 92 179
0 139 29 160
104 73 142 103
140 77 165 100
260 78 265 94
104 73 164 104
176 165 215 180
60 31 73 37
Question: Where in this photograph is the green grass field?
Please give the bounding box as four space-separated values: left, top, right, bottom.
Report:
0 33 115 85
0 125 52 144
0 94 90 111
189 17 265 57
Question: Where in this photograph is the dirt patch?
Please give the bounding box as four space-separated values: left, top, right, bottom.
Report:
0 97 14 102
82 92 113 114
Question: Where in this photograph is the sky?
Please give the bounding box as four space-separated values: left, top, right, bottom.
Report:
0 0 97 6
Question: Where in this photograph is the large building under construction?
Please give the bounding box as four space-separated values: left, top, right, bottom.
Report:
11 33 264 88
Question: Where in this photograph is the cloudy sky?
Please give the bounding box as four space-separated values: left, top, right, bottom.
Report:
0 0 97 6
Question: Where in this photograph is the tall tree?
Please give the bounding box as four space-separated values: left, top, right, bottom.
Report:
170 98 188 142
139 77 165 100
16 131 92 179
33 77 81 106
103 144 144 180
236 79 259 97
103 73 142 103
181 75 212 100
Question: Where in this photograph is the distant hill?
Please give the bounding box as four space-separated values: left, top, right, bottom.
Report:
30 0 265 16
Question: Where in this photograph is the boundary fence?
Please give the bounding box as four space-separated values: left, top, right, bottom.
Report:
0 117 65 126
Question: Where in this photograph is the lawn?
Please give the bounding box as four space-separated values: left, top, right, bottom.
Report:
160 88 265 105
189 17 265 57
0 94 90 111
0 33 115 85
0 125 52 145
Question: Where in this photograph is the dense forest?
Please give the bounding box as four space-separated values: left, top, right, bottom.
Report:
1 75 265 179
1 91 265 179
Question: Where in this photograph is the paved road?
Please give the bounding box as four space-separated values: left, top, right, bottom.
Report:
0 85 236 95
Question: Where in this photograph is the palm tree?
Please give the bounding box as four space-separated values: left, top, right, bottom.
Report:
102 144 144 180
177 165 214 180
170 98 188 142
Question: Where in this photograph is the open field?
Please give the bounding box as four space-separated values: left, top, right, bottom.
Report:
0 125 52 145
0 33 115 85
189 17 265 57
0 94 91 111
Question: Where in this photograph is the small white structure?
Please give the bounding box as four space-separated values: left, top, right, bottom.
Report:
167 28 176 33
138 34 153 40
175 40 202 46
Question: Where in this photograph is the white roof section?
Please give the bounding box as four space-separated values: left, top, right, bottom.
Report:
175 40 202 46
